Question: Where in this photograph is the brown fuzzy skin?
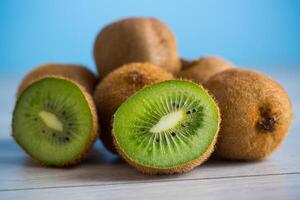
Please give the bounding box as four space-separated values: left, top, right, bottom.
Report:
204 69 292 161
177 56 234 84
13 76 99 167
180 58 191 70
94 17 181 79
17 63 97 96
94 63 174 153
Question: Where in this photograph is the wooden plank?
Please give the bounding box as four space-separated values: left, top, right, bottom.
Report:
1 174 300 200
0 123 299 191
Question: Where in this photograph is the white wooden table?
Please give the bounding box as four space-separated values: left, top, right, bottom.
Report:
0 69 299 200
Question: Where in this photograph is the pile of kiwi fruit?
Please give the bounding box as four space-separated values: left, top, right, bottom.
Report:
12 17 292 174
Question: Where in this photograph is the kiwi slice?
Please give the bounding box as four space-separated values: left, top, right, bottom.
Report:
204 69 292 160
12 76 98 166
113 80 220 174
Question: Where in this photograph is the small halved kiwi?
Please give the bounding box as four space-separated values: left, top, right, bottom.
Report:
17 63 97 96
177 56 234 84
12 76 98 166
113 80 220 174
94 63 174 153
94 17 181 79
204 69 292 160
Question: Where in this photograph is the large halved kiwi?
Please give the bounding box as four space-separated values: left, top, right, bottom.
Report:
204 69 292 160
12 76 98 166
113 80 220 174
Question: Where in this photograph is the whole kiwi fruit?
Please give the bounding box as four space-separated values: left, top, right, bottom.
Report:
204 69 292 160
177 56 234 84
94 17 181 79
94 62 174 153
17 63 97 96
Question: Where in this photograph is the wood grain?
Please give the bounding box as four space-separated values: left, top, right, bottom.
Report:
1 174 300 200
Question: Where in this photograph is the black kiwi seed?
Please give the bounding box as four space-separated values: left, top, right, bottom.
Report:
186 110 191 115
52 133 56 137
42 129 45 133
171 132 176 137
156 138 160 142
181 123 186 128
65 137 70 142
34 118 38 121
192 108 197 113
176 104 180 109
62 111 66 115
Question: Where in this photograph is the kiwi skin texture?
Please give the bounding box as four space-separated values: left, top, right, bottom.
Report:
112 80 221 175
13 75 99 167
204 69 292 161
17 63 97 96
177 56 234 84
180 58 191 70
94 63 174 154
94 17 181 79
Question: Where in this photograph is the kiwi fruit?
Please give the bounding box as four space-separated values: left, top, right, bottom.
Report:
94 17 181 79
12 76 98 166
113 80 220 174
177 56 234 84
204 69 292 160
94 63 174 153
180 58 191 70
17 63 97 96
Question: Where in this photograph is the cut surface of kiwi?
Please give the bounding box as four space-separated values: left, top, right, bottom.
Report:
113 80 220 174
12 77 97 166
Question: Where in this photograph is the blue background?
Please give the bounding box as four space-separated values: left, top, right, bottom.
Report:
1 0 300 74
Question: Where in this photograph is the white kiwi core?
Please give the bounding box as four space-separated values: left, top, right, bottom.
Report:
150 110 186 133
39 110 63 132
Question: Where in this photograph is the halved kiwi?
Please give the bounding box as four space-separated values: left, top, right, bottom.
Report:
113 80 220 174
12 76 98 166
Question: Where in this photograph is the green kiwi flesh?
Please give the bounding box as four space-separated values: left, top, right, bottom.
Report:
113 80 220 174
12 77 96 166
